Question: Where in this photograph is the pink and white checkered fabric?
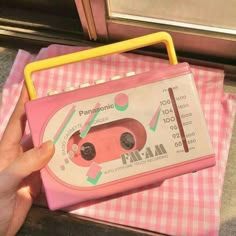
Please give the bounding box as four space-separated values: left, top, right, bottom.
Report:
0 45 235 236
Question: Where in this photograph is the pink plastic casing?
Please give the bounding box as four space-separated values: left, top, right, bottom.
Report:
25 63 215 210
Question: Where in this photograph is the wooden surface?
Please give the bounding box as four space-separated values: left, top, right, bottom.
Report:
17 206 160 236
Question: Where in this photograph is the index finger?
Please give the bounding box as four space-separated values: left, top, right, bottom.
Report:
1 84 29 146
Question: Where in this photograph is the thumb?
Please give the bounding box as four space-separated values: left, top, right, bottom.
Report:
1 141 55 190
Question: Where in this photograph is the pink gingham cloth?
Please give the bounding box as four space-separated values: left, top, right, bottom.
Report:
0 45 235 236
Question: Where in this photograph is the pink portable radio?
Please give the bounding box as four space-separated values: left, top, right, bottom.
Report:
24 32 215 210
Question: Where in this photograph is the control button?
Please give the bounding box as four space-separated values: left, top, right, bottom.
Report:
48 90 59 96
64 86 75 92
126 71 135 77
110 75 121 81
80 83 90 88
95 79 106 84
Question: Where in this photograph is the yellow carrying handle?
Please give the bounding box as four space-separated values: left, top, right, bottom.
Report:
24 32 178 100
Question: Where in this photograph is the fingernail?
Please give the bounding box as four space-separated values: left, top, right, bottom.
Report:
38 140 55 155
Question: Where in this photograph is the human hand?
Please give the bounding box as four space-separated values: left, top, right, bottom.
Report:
0 85 55 236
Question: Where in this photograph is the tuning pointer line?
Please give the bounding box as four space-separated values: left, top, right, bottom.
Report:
53 105 76 144
80 102 101 138
168 88 189 152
